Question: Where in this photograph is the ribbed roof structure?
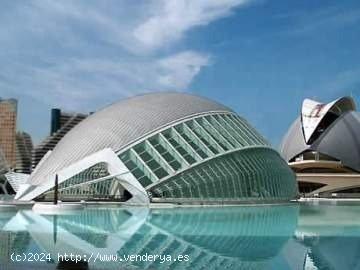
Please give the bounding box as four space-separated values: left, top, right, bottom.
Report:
29 92 232 185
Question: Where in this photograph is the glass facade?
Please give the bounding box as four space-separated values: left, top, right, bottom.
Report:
119 113 269 186
149 148 296 202
43 163 123 201
117 112 296 202
41 112 297 202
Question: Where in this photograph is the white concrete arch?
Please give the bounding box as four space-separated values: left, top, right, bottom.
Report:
15 148 149 204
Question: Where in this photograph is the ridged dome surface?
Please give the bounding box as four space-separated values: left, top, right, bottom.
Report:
30 92 232 184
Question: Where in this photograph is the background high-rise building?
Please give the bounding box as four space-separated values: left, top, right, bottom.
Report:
0 147 9 194
32 108 88 170
0 98 17 168
15 132 33 174
0 148 7 171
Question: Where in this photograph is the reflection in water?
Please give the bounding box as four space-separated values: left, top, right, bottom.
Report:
148 207 297 260
0 205 298 270
295 202 360 270
0 202 360 270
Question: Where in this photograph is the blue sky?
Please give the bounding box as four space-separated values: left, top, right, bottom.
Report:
1 0 359 147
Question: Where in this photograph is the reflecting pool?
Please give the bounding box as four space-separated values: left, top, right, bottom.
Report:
0 202 360 269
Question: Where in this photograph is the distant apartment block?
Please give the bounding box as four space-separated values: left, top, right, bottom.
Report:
0 147 9 194
0 98 17 168
15 132 33 174
32 109 88 170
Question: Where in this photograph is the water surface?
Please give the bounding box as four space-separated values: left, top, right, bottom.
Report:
0 201 359 270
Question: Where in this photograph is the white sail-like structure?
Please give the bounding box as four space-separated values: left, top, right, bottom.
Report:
301 97 355 143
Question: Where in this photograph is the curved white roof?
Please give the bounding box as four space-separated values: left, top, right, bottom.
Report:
281 96 360 172
301 96 355 143
29 92 232 185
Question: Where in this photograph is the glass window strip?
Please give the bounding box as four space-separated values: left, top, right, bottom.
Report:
266 154 277 198
182 122 214 156
144 140 175 175
200 117 234 151
149 140 180 169
187 171 203 198
52 163 109 190
238 115 269 145
258 154 272 198
212 161 229 198
192 118 225 153
129 148 158 183
251 151 269 199
226 115 261 145
199 167 216 198
248 154 263 198
222 158 237 198
233 153 251 198
172 180 184 198
191 169 211 198
254 154 268 198
208 115 243 148
227 157 243 198
49 177 124 200
175 125 208 159
171 127 202 162
212 160 228 198
205 163 222 198
186 121 219 155
219 114 255 145
215 114 250 146
149 148 295 201
229 115 267 145
242 155 258 198
264 155 275 197
158 133 189 168
180 177 193 197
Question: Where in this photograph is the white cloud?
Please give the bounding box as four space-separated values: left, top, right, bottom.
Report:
134 0 249 50
13 0 250 53
157 51 210 89
1 51 210 111
0 0 251 110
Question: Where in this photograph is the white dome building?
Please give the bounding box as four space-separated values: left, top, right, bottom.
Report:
280 96 360 195
10 92 297 204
